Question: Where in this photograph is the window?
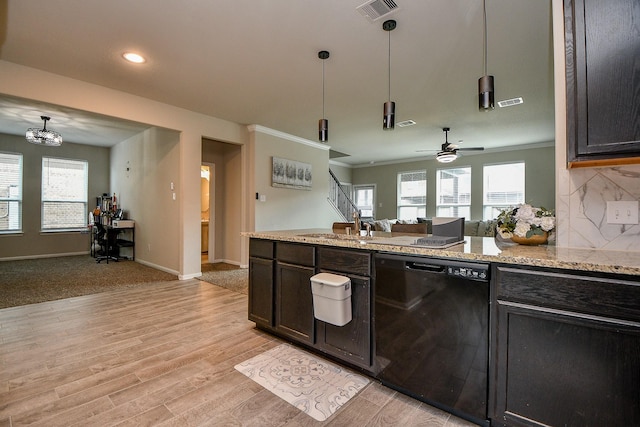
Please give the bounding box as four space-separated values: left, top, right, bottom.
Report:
397 170 426 220
436 167 471 218
354 184 375 219
0 152 23 232
483 162 525 220
41 157 88 230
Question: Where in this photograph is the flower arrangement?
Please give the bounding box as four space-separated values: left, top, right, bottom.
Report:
496 203 555 239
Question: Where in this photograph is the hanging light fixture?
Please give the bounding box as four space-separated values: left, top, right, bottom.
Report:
318 50 330 142
383 19 396 130
478 0 494 111
26 116 62 146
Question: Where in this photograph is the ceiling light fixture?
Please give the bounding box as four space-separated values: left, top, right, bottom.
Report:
436 151 458 163
26 116 62 146
383 19 396 130
122 52 146 64
318 50 330 142
478 0 494 111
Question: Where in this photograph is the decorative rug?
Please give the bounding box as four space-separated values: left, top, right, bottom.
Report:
198 263 248 294
234 343 370 421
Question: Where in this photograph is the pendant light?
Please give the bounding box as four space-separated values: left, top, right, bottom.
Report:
26 116 62 146
478 0 494 111
318 50 330 142
383 19 396 130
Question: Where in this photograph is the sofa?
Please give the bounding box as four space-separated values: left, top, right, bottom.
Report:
363 218 498 237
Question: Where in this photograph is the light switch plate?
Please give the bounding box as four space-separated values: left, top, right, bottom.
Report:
606 201 639 225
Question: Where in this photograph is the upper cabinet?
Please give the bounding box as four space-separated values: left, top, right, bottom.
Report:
564 0 640 167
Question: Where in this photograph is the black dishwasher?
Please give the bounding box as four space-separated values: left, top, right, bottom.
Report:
374 253 490 427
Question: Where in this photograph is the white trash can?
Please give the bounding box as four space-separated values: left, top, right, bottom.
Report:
311 272 352 326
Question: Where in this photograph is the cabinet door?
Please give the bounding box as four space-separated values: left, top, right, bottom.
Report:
317 274 372 370
491 301 640 427
275 262 315 344
248 256 274 327
565 0 640 163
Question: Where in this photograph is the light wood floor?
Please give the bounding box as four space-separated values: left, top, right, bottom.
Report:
0 279 476 426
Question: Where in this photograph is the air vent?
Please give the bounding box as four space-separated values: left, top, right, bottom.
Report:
397 120 416 127
356 0 400 22
498 97 524 108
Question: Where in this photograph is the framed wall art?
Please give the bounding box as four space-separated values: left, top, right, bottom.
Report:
272 157 312 190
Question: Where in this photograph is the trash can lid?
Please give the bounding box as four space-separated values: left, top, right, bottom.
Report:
310 272 350 287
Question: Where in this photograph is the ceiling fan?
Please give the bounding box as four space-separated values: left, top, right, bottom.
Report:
417 127 485 163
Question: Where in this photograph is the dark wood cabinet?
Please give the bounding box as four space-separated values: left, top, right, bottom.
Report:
274 242 316 344
490 264 640 426
565 0 640 166
316 247 373 370
248 239 274 327
275 261 316 343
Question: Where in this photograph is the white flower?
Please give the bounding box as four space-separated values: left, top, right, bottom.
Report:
514 204 536 222
540 216 555 231
514 221 531 237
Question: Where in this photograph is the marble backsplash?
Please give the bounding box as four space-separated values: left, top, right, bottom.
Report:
557 164 640 251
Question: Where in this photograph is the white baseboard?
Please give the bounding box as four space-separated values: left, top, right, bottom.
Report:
135 259 181 277
0 251 89 262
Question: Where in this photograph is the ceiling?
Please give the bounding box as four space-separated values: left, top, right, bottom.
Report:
0 0 555 166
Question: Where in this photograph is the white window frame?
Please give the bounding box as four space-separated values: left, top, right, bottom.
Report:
436 166 471 218
353 184 376 219
0 152 23 233
483 162 525 220
41 157 89 231
397 170 427 221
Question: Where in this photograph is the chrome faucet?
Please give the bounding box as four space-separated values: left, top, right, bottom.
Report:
352 211 361 234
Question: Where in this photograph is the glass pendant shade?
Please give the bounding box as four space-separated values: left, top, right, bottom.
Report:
319 118 328 142
479 75 494 111
26 116 62 146
383 101 395 130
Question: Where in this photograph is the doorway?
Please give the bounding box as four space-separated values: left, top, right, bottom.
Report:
201 163 215 262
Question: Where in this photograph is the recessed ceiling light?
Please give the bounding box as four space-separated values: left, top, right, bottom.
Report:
122 52 146 64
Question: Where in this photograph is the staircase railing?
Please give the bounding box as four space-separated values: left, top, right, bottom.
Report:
328 169 359 221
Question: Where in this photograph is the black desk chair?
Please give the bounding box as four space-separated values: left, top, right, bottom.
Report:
94 221 119 263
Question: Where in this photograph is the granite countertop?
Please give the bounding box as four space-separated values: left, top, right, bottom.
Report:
243 229 640 276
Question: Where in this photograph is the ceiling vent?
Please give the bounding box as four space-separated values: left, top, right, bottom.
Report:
498 97 524 108
357 0 400 22
397 119 416 127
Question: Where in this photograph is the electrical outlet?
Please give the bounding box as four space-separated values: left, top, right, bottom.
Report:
606 201 639 225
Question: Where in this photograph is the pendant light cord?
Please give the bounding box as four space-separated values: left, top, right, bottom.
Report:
322 59 326 118
483 0 488 76
388 29 392 102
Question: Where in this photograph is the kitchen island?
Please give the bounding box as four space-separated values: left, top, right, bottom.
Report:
243 229 640 427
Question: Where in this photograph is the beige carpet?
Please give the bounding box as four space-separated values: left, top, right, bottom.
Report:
235 343 369 421
198 262 248 295
0 255 178 309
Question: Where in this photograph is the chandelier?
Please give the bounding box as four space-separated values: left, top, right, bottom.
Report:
26 116 63 146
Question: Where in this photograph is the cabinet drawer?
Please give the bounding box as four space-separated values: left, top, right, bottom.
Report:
276 242 315 267
317 247 371 277
250 238 274 259
494 264 640 322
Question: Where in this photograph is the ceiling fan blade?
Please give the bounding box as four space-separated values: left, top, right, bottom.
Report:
415 148 439 153
457 147 484 151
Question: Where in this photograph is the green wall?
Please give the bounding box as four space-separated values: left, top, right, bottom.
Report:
351 146 555 221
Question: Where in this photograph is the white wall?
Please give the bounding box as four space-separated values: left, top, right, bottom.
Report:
111 127 182 274
249 125 340 232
